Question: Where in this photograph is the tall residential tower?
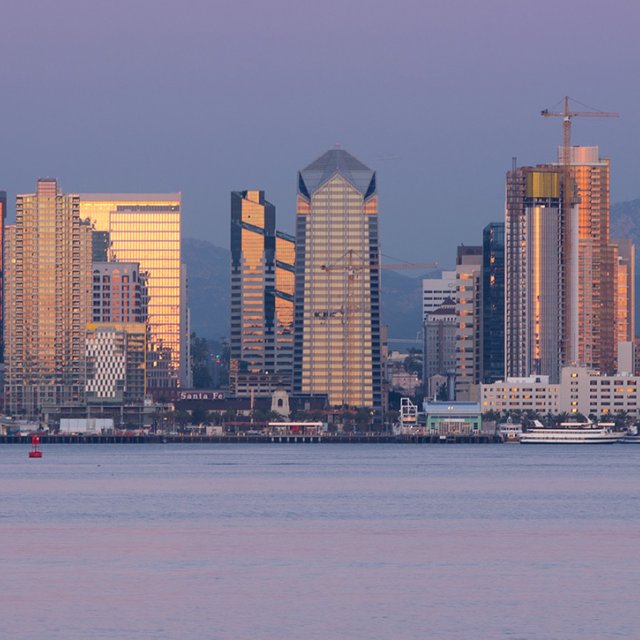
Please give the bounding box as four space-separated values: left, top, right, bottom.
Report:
5 179 92 416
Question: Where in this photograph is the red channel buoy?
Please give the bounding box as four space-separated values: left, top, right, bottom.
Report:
29 435 43 459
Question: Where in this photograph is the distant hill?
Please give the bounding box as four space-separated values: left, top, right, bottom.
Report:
182 237 428 342
182 238 230 341
611 199 640 332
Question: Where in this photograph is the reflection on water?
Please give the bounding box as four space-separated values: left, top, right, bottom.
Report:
1 444 639 639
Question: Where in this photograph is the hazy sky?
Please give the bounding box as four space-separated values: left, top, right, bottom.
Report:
1 0 638 266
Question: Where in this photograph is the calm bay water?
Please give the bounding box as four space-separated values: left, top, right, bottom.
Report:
1 443 639 639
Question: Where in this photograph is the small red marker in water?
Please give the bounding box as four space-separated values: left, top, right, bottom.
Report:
29 435 43 459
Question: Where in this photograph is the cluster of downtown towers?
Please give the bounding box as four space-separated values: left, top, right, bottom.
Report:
232 144 634 413
0 141 633 422
427 145 633 403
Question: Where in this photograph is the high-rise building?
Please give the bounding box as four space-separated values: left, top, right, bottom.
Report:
505 166 578 383
480 222 505 384
79 194 183 393
293 148 382 412
566 146 617 374
0 190 6 363
5 179 92 417
454 245 482 400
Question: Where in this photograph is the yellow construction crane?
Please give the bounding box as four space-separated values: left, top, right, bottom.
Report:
541 96 618 164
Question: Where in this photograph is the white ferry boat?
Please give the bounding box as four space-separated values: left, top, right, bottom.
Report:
520 420 623 445
498 419 523 443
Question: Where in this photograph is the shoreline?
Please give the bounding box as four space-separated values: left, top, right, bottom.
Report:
0 433 503 445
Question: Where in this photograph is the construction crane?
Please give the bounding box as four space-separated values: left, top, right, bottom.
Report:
541 96 618 164
317 250 365 407
381 261 438 271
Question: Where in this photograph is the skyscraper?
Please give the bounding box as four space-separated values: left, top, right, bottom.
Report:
293 148 382 412
230 190 275 393
5 179 92 417
480 222 505 384
79 194 184 393
505 166 578 383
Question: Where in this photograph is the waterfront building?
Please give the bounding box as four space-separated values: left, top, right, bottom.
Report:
5 179 92 417
422 401 482 435
0 190 6 362
293 148 382 412
480 222 504 383
91 262 148 324
481 375 560 414
481 366 640 418
78 194 184 394
454 245 482 401
505 166 578 383
422 271 456 319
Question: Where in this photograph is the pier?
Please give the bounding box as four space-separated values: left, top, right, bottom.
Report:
0 433 502 445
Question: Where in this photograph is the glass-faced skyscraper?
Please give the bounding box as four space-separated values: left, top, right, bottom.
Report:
230 190 276 384
294 149 382 411
229 190 294 395
481 222 505 384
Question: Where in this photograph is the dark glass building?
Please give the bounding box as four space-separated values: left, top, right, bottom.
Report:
481 222 505 383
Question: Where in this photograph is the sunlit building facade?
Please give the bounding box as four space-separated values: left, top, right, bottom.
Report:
275 231 295 381
79 194 183 394
566 147 617 374
505 166 578 383
293 148 382 412
5 179 92 416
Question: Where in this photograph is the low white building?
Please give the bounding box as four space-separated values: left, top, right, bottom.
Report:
481 375 559 414
481 366 640 418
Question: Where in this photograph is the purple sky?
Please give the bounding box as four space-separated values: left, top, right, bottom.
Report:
1 0 638 265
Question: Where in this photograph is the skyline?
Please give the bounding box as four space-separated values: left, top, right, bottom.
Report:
1 0 638 265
